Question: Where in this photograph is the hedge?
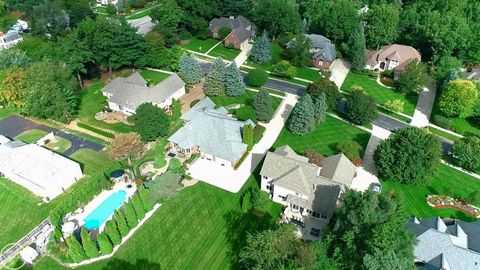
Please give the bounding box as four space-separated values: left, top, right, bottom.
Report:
432 115 452 130
77 122 115 139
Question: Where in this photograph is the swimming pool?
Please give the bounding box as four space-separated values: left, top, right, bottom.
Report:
83 190 127 230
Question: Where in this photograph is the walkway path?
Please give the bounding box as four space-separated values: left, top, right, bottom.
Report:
205 40 223 54
410 81 437 128
188 94 298 193
350 125 391 192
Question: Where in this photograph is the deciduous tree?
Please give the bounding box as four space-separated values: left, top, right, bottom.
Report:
109 133 144 165
365 4 400 48
145 32 182 70
288 94 315 135
307 78 341 110
245 69 268 87
150 0 183 46
132 103 171 141
345 87 377 125
395 60 428 94
0 68 26 108
253 90 273 122
59 30 93 88
451 136 480 172
253 0 301 38
282 34 311 67
439 80 478 118
224 62 245 96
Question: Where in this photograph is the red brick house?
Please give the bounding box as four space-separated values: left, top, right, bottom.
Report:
209 16 256 50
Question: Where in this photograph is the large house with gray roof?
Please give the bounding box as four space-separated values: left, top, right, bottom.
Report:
286 34 336 69
260 146 356 236
168 97 255 167
209 15 256 50
101 72 185 115
0 31 23 50
406 216 480 270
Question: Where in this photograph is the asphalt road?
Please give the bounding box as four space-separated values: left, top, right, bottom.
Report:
0 115 104 156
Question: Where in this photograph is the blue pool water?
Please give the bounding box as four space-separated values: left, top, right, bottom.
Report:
83 190 127 230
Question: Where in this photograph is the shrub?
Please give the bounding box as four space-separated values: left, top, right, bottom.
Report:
218 27 232 39
114 210 129 237
97 233 113 255
77 122 115 139
335 141 362 160
272 60 297 78
242 124 254 150
384 99 404 113
81 228 99 259
168 158 183 173
235 107 256 122
245 69 269 87
304 149 324 166
432 115 452 129
253 125 266 144
380 76 394 87
190 99 200 107
352 157 362 167
382 70 393 77
241 190 252 212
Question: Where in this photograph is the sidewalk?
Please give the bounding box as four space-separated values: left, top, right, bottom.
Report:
188 94 298 193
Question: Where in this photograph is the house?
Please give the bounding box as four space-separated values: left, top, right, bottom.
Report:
406 216 480 270
260 146 356 236
9 20 29 33
101 72 185 115
97 0 118 5
365 44 421 78
0 31 23 50
209 15 256 50
0 135 83 201
286 34 336 69
168 97 255 167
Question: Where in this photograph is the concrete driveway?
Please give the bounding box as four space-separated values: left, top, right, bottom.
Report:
128 16 155 35
350 125 391 192
410 81 437 128
188 94 298 193
0 115 104 156
234 43 253 67
329 59 351 88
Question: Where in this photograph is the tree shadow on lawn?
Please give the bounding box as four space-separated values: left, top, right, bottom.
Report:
223 208 276 270
102 259 162 270
326 133 371 157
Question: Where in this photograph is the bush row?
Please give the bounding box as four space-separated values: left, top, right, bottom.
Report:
77 122 115 139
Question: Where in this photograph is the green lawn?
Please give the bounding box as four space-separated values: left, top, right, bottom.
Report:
0 107 17 120
94 6 107 13
341 72 418 116
34 175 283 270
14 129 48 144
382 164 480 221
45 136 72 153
183 38 220 54
209 91 282 123
139 69 170 85
77 82 133 134
295 67 321 81
450 117 480 137
273 115 370 157
208 45 241 61
428 127 461 142
243 43 283 72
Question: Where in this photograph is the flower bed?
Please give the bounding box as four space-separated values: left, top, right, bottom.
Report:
427 195 480 218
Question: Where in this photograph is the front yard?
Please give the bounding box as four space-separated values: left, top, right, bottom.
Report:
273 115 370 156
382 164 480 221
14 129 48 144
208 45 241 61
182 38 220 54
341 72 418 116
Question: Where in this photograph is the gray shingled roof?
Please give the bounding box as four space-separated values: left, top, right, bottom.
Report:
209 15 256 43
168 97 253 163
406 217 480 270
285 34 336 61
2 31 22 43
102 72 185 112
228 27 251 43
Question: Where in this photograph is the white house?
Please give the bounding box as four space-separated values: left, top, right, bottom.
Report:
97 0 118 5
168 97 255 168
365 44 421 77
0 31 23 50
0 135 83 201
260 146 356 238
9 20 29 33
101 72 185 115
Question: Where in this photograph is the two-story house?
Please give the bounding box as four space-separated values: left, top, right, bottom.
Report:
365 44 421 78
285 34 336 69
0 32 23 50
208 15 256 50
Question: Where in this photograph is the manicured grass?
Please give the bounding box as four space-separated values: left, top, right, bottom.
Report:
209 91 282 122
70 149 114 176
34 176 283 270
45 136 72 153
450 117 480 137
295 67 321 81
273 115 370 157
0 107 17 120
208 45 241 61
183 38 220 54
382 164 480 221
77 82 133 134
139 69 170 85
428 127 461 142
14 129 48 144
378 107 411 123
341 72 418 116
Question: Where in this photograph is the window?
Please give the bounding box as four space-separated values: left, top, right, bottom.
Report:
263 175 268 179
312 212 320 218
320 214 327 219
307 209 312 214
278 195 286 201
292 204 299 210
266 185 271 190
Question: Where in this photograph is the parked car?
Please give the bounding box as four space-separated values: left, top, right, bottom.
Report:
370 182 382 193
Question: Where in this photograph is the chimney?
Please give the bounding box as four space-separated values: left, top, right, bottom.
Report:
229 16 234 20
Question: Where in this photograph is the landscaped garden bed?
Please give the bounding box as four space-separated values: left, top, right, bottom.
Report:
427 195 480 218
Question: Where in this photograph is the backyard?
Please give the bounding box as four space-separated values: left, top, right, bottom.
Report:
273 115 370 156
341 72 418 116
33 174 283 270
382 164 480 221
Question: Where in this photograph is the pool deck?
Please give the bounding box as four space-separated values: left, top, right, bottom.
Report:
66 182 136 232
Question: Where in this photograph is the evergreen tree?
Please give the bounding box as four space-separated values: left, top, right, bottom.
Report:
66 236 86 263
288 94 316 135
345 88 378 125
242 124 254 151
346 23 367 71
203 57 226 96
105 220 121 245
132 194 146 220
314 93 328 123
81 228 99 259
139 185 153 211
178 53 203 84
253 90 274 122
97 233 114 255
250 32 272 64
114 210 129 237
224 62 245 96
301 18 309 33
124 202 138 228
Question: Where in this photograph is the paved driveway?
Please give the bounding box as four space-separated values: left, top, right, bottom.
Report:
410 81 437 128
234 42 253 66
0 115 104 156
329 59 351 88
188 94 298 192
128 16 155 35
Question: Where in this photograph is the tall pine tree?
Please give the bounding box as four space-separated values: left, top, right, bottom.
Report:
300 18 309 33
224 62 245 96
288 94 315 135
314 92 328 123
114 210 129 237
138 185 152 211
66 236 86 263
132 194 146 220
124 202 138 228
203 57 226 96
97 233 114 255
347 23 367 71
105 220 121 245
242 124 254 150
81 228 99 259
178 53 203 84
253 90 274 121
250 32 272 64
